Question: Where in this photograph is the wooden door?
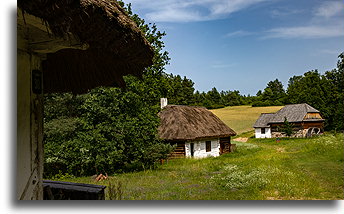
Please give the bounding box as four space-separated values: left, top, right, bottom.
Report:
190 143 194 157
219 137 231 154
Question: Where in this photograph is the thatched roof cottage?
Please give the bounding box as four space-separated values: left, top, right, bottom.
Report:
18 0 153 200
253 103 325 138
158 101 236 158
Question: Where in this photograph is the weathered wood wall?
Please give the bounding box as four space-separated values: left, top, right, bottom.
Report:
219 137 231 154
17 10 44 199
17 50 44 200
304 113 322 119
302 122 324 129
169 142 186 158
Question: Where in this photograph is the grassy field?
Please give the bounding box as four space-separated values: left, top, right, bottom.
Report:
50 105 343 200
57 133 344 200
210 105 283 134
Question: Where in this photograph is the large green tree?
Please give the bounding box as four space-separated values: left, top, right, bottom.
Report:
44 2 175 177
285 53 344 130
253 79 286 106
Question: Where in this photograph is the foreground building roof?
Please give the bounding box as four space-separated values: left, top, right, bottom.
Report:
18 0 154 93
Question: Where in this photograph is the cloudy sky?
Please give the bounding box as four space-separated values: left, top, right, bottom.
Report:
123 0 344 95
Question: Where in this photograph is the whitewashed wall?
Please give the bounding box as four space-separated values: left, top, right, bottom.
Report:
185 139 220 158
254 128 272 138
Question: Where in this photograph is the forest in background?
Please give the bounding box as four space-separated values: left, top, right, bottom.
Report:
43 2 344 177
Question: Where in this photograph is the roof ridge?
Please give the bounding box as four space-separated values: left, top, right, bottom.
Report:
166 104 208 109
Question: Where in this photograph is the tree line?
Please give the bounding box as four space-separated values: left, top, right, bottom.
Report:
249 54 343 131
169 54 343 132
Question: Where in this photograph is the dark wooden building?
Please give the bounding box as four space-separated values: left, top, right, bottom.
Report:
254 103 325 138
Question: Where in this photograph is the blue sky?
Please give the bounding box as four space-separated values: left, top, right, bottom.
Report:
123 0 344 95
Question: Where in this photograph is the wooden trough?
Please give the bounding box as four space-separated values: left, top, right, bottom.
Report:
43 180 106 200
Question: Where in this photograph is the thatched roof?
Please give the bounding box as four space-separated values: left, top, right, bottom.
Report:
253 113 275 128
253 103 324 128
18 0 154 93
158 105 236 141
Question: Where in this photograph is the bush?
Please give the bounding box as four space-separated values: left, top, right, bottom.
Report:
44 88 174 177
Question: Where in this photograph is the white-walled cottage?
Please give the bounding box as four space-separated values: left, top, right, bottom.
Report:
253 113 274 138
158 101 237 158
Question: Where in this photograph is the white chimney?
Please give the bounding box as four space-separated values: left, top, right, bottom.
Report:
160 98 168 109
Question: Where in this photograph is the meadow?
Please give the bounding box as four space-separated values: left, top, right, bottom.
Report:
51 105 343 200
56 132 344 200
210 105 283 134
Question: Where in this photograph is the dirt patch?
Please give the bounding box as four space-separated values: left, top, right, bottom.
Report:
276 147 285 153
233 137 248 142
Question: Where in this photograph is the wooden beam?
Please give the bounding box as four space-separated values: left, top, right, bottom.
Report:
18 8 89 54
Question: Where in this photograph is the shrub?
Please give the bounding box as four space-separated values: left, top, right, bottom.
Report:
44 88 174 177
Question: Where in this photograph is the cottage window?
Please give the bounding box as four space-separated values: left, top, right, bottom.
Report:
261 128 265 134
206 141 211 152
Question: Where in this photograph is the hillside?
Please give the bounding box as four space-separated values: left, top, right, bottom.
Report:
210 105 283 135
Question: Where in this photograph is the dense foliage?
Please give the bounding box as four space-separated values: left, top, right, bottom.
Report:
252 79 286 107
44 2 175 177
192 88 252 109
44 89 173 177
285 54 344 131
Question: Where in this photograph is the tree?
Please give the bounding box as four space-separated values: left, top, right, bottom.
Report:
253 79 286 106
256 90 262 97
286 70 326 108
44 2 175 177
221 90 243 106
266 79 286 103
279 117 294 137
285 53 344 131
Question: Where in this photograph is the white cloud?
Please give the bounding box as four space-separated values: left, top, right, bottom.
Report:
314 1 344 18
146 8 204 22
209 0 267 16
124 0 269 22
263 1 344 39
263 25 344 39
225 30 254 38
270 8 304 17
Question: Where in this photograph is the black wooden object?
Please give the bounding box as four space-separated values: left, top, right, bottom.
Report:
32 70 42 94
43 180 106 200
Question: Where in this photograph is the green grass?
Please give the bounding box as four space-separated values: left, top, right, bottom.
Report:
210 105 283 134
56 133 344 200
49 105 343 200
